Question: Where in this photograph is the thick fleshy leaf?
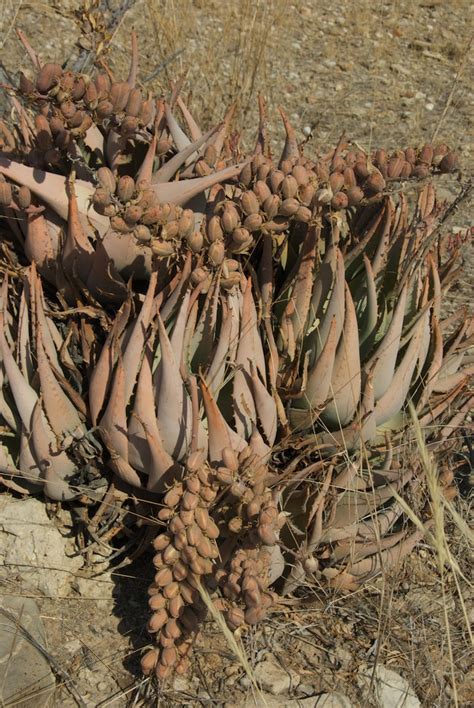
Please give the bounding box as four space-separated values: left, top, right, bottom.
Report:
0 156 108 236
320 283 361 428
365 283 408 401
374 309 430 427
156 313 193 460
89 297 132 425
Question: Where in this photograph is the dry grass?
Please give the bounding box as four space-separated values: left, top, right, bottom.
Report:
0 1 472 706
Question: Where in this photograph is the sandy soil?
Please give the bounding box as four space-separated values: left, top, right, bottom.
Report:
0 1 472 706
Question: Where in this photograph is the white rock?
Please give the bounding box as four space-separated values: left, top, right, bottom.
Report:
253 658 300 695
0 496 82 598
315 693 354 707
358 665 421 708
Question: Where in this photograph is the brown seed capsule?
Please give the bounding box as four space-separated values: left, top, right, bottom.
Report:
298 183 316 206
95 166 115 193
225 607 245 632
134 224 152 242
190 266 209 286
178 209 195 238
194 507 209 532
413 164 430 179
354 160 370 180
36 63 62 93
121 116 139 135
374 149 387 168
187 523 204 547
179 509 195 526
179 582 197 605
208 240 225 266
152 240 176 257
232 227 252 247
83 82 98 109
439 152 458 173
161 646 178 667
364 172 386 195
387 156 404 179
109 81 131 112
343 167 357 188
94 72 111 99
153 534 171 551
292 164 310 186
155 567 173 587
0 182 12 206
172 561 188 582
159 634 175 648
294 206 312 223
168 594 185 619
215 466 233 485
155 662 172 680
192 158 210 177
244 587 262 607
96 100 114 120
205 518 219 540
399 161 412 179
139 99 155 126
241 190 260 216
263 194 281 219
256 162 271 181
92 188 112 211
148 593 167 611
110 215 131 233
280 174 298 199
117 175 135 203
280 158 294 175
221 204 240 234
141 649 158 675
243 213 263 232
418 144 433 165
19 72 35 95
259 506 278 525
142 205 163 225
163 544 180 565
200 486 217 503
253 179 272 204
125 88 143 117
239 162 253 186
346 186 364 206
185 477 200 495
207 215 224 242
264 170 281 195
16 186 31 210
228 517 243 534
169 517 185 535
181 545 198 564
185 231 203 253
163 581 180 600
258 524 277 545
245 606 266 625
329 171 344 193
331 192 349 210
148 608 168 632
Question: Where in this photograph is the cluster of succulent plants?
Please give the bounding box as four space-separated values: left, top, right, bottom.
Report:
0 33 472 681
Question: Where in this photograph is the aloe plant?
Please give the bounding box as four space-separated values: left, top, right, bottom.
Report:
0 33 472 680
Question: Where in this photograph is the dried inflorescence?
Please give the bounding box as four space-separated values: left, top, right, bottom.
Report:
0 32 472 683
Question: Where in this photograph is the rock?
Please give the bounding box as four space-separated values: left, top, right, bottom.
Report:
0 597 56 707
358 665 421 708
0 496 82 598
253 657 300 695
315 694 354 707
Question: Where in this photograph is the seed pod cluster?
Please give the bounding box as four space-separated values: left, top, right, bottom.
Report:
21 64 156 144
372 143 459 180
143 456 221 680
